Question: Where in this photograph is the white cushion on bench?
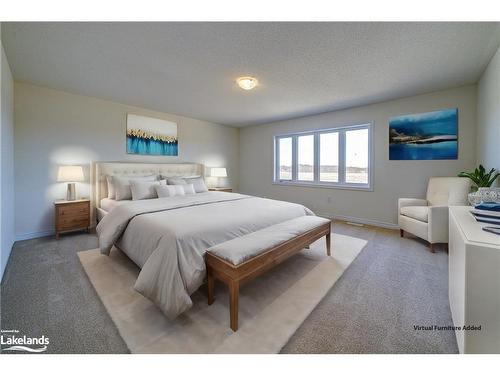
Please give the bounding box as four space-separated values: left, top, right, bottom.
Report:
207 215 330 266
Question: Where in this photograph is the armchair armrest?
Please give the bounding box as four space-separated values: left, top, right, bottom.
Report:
428 206 449 243
398 198 427 212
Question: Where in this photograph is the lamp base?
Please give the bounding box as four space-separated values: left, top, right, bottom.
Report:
66 183 76 201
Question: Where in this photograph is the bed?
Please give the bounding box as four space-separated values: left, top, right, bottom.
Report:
93 162 314 319
100 197 130 213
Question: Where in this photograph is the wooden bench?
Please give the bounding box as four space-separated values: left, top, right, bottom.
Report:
205 215 332 331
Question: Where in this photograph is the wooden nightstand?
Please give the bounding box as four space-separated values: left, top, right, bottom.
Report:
209 187 233 192
54 199 90 239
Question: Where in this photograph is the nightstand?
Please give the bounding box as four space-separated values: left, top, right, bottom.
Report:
54 199 90 239
209 187 233 192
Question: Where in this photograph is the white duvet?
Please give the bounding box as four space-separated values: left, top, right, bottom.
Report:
96 192 314 319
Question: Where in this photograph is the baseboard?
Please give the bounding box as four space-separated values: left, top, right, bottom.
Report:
316 212 399 230
16 230 55 241
14 215 397 241
16 226 97 242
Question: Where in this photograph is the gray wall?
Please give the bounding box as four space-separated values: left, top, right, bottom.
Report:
239 85 477 227
1 40 15 280
477 44 500 175
14 82 240 239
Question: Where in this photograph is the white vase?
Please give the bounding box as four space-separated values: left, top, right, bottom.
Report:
476 187 500 203
468 192 482 206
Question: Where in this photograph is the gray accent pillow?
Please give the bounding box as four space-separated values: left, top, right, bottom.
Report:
166 177 187 185
130 180 160 200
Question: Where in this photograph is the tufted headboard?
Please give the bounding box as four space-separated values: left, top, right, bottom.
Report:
91 161 204 223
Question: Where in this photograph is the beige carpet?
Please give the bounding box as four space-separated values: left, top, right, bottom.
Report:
78 233 366 353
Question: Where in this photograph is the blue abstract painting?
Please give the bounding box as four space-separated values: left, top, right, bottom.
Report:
126 114 178 156
389 108 458 160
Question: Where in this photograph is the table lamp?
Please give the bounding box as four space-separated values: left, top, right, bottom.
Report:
57 165 84 201
210 167 227 187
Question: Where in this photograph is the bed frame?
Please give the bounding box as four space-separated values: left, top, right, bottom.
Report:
92 161 204 224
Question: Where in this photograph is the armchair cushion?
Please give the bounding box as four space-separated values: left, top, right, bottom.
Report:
400 206 429 223
398 198 427 211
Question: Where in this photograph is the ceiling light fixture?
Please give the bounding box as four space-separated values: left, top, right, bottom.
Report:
237 76 258 90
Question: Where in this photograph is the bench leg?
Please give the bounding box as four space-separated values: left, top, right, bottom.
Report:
229 280 239 332
326 232 331 256
207 268 215 305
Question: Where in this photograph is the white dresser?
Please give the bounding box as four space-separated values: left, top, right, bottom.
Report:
449 206 500 353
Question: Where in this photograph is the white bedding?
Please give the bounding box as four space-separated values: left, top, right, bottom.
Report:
100 198 131 212
96 192 314 319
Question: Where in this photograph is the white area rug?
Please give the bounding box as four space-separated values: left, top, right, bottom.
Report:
78 233 367 353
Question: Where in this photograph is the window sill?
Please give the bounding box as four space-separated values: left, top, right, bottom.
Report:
272 181 373 191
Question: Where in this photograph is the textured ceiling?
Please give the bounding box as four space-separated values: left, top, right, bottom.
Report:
2 22 500 126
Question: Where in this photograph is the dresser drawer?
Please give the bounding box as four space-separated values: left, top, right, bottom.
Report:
58 202 89 216
57 216 89 230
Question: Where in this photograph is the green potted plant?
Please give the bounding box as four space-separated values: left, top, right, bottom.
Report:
459 165 499 191
458 165 500 204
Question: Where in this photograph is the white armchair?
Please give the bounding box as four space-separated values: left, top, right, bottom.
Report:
398 177 471 252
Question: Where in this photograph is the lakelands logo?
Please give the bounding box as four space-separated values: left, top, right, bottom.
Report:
1 329 49 353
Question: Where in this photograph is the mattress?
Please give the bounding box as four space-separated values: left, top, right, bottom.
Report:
100 198 132 212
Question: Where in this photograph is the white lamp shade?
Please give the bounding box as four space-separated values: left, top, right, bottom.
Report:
57 165 84 182
210 167 227 177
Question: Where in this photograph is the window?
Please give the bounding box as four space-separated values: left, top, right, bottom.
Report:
274 123 372 190
345 128 369 184
278 137 292 180
319 132 339 183
297 134 314 181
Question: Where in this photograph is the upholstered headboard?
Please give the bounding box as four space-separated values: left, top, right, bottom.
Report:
91 161 204 223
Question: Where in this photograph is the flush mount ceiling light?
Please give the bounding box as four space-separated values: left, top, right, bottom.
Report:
236 76 258 90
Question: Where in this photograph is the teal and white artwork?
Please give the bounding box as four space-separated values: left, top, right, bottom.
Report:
126 114 178 156
389 108 458 160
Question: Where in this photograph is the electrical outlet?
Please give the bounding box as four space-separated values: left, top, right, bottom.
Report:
327 196 333 204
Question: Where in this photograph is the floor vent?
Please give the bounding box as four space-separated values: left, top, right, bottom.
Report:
345 221 365 227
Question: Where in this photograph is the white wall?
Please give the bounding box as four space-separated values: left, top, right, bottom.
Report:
477 45 500 175
1 40 15 280
14 82 239 240
239 85 477 227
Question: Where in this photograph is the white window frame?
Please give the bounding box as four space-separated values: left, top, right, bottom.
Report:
273 123 373 191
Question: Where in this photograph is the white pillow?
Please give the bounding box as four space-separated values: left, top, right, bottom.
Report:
114 175 157 201
184 176 208 193
106 176 116 199
182 184 196 195
130 180 160 200
155 185 186 198
107 174 158 199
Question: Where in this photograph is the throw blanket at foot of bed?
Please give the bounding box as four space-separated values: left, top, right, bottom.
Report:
206 216 332 331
